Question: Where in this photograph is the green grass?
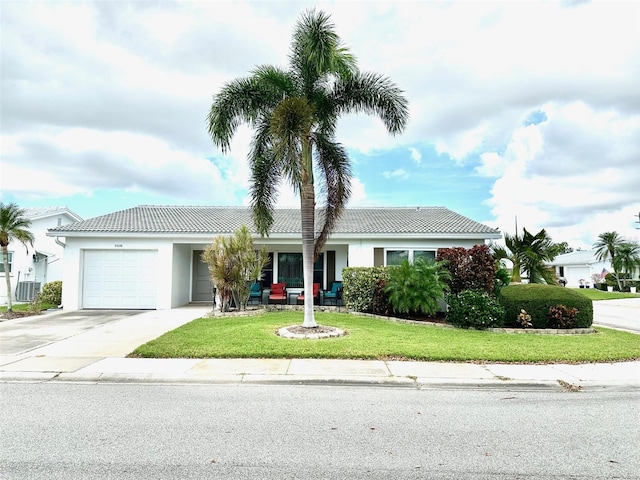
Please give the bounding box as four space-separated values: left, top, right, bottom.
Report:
0 302 55 313
131 311 640 364
572 288 640 301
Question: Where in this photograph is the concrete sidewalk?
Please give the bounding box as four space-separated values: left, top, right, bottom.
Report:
1 305 638 390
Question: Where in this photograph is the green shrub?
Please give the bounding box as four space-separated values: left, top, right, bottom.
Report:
385 258 450 316
494 265 511 296
499 284 593 328
342 267 390 313
604 272 617 287
371 278 391 316
40 281 62 306
446 290 505 329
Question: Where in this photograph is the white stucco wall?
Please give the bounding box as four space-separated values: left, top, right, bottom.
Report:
171 244 192 307
346 237 488 268
61 236 172 310
57 233 496 310
2 213 76 305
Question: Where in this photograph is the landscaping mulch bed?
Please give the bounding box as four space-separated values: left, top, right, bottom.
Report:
0 310 40 321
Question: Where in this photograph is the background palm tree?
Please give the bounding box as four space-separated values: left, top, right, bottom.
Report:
593 231 625 290
593 231 623 264
612 242 640 289
493 228 557 284
208 9 408 327
0 203 35 312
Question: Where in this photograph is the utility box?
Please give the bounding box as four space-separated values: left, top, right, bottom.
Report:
16 281 41 302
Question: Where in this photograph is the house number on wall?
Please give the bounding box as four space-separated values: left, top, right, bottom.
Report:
115 244 123 248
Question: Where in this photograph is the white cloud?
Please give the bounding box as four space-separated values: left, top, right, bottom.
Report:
1 0 638 248
382 169 410 180
476 152 507 178
485 102 640 248
409 147 422 164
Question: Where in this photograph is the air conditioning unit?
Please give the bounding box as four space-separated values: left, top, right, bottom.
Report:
16 281 41 302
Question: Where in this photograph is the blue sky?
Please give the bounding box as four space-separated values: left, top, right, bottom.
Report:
2 1 639 248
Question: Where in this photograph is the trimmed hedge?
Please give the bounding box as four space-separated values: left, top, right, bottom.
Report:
499 284 593 328
342 267 390 313
447 290 505 329
40 280 62 306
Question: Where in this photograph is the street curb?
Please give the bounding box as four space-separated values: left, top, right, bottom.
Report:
3 372 637 391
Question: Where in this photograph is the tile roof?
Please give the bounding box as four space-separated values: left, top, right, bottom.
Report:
548 250 601 266
48 205 500 237
24 206 82 221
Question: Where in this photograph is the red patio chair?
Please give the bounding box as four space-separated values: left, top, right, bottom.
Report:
297 283 320 305
268 282 287 305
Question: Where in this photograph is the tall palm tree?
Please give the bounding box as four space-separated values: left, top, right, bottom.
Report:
593 231 624 263
612 242 640 289
493 228 557 284
0 203 35 312
208 9 408 327
593 231 625 290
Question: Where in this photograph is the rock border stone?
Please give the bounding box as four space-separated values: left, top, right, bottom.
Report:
277 325 346 339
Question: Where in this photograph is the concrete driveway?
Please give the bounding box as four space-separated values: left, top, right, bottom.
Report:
0 310 144 355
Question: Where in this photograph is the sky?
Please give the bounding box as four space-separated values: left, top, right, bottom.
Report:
1 0 639 250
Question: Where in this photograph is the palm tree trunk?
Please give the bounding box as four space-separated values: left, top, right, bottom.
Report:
300 140 318 328
300 185 317 327
2 246 13 311
510 257 522 283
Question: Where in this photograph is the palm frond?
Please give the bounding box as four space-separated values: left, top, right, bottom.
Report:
290 8 357 93
313 134 351 258
249 118 281 237
0 202 34 248
208 69 293 153
332 71 409 135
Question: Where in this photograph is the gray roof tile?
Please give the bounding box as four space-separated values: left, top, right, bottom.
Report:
24 206 82 221
48 205 500 237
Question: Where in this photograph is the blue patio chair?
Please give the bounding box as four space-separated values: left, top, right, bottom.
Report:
248 281 262 305
323 281 343 306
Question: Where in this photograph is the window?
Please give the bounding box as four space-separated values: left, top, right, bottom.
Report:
314 253 324 285
0 252 12 273
413 250 436 262
262 252 274 287
386 249 435 266
278 253 303 287
276 252 325 288
386 250 408 266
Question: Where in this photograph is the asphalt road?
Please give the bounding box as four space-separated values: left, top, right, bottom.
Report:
1 383 638 479
592 299 640 333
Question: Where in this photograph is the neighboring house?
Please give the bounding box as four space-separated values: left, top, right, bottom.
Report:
1 207 83 305
47 205 501 310
547 250 612 288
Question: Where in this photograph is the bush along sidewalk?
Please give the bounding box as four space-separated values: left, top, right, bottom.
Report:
498 284 593 329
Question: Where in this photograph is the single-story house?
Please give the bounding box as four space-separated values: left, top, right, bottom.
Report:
1 207 83 305
47 205 501 310
547 250 612 288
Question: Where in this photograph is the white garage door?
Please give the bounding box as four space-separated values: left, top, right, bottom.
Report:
82 250 158 309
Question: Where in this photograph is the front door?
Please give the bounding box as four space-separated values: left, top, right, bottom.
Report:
192 251 213 302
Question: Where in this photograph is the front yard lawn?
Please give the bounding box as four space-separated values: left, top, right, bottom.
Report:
131 311 640 364
0 302 56 313
574 288 640 301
